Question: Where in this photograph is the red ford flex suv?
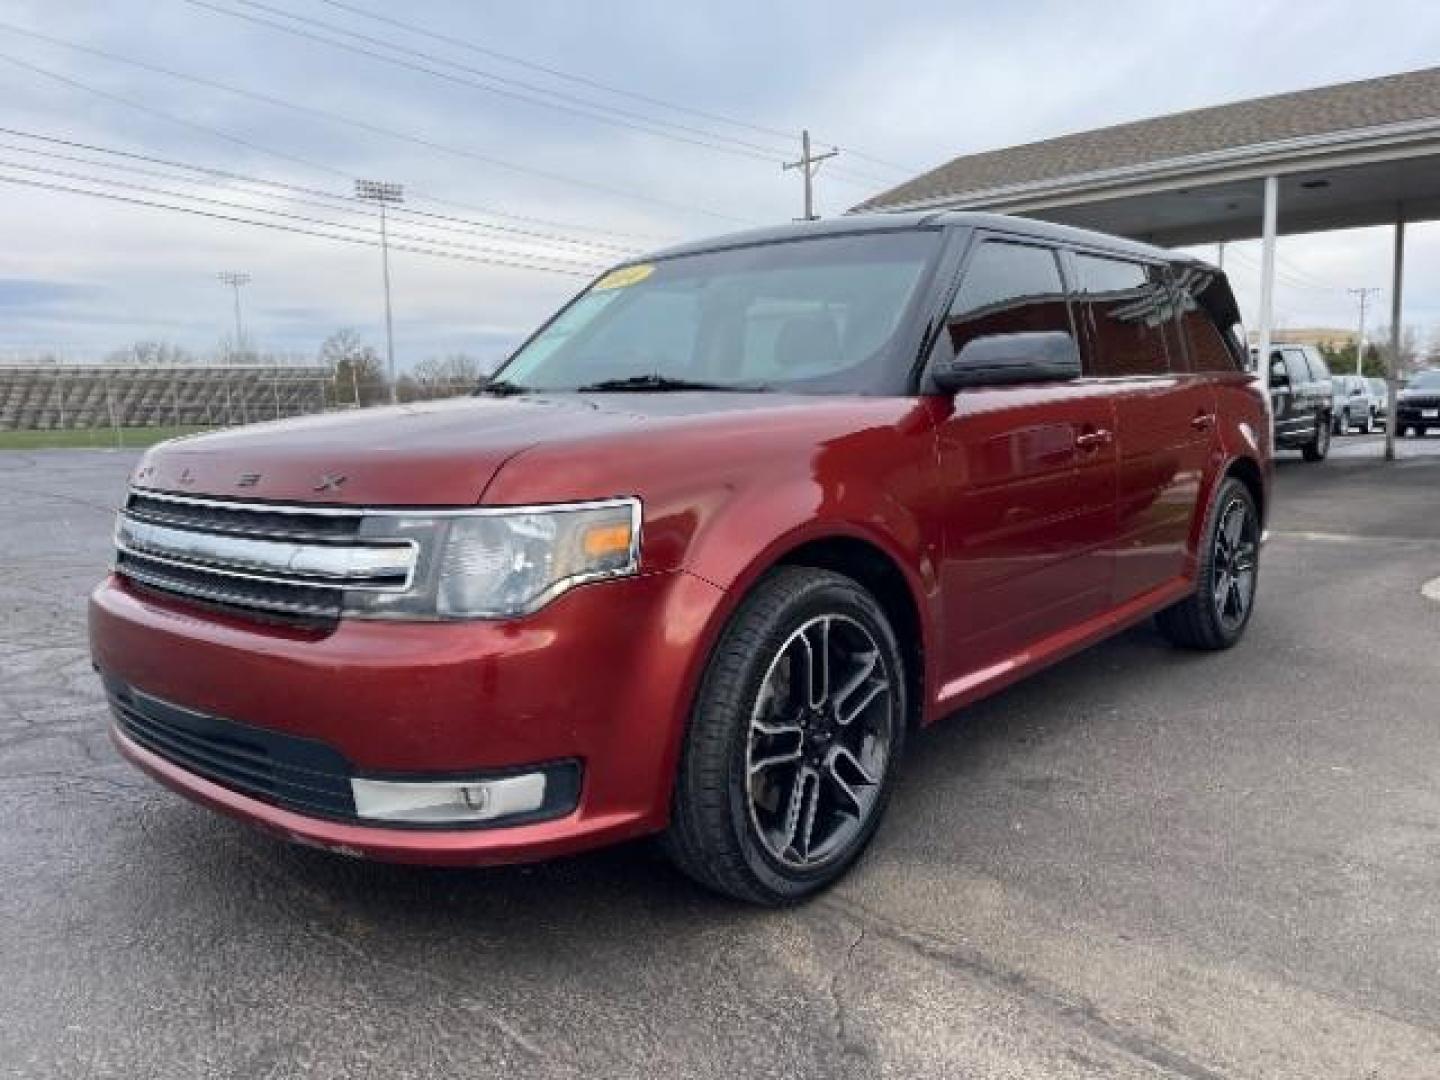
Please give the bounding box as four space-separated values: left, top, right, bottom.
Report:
90 212 1269 904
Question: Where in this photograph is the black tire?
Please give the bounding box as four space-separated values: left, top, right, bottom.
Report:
1301 415 1330 461
1156 477 1260 651
663 566 907 905
1334 410 1348 435
1359 410 1374 434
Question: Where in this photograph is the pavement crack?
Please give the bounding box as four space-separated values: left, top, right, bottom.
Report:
828 923 867 1058
823 896 1232 1080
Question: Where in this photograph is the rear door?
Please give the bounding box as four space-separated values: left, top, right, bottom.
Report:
1069 251 1215 604
930 234 1117 696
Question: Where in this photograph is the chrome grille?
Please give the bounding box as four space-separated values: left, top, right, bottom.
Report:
114 490 416 625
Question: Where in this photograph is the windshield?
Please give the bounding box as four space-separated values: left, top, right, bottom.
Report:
495 231 941 394
1407 370 1440 390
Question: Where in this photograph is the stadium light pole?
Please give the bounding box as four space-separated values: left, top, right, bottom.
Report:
217 271 251 359
355 180 404 404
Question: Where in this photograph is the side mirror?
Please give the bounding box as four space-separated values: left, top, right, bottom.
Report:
932 331 1081 392
1269 362 1288 383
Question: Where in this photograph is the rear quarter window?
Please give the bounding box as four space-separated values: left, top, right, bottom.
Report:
1170 267 1245 373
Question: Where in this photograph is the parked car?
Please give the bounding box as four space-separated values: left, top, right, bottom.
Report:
1367 376 1389 424
89 213 1270 904
1397 369 1440 436
1330 373 1382 434
1263 345 1332 459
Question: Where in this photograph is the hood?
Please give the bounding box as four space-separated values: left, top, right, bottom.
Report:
131 395 642 505
129 391 868 506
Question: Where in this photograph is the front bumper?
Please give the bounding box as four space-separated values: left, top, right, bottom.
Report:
1397 403 1440 425
90 568 726 864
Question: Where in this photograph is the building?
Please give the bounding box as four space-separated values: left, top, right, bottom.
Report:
1252 328 1358 350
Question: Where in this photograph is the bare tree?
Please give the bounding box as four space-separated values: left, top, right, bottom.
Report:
1372 324 1423 377
319 329 388 407
409 353 485 400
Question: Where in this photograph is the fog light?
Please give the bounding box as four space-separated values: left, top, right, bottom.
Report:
351 772 547 824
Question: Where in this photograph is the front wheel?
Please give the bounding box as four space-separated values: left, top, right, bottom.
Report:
1302 416 1330 461
663 567 906 905
1156 477 1260 651
1359 410 1374 434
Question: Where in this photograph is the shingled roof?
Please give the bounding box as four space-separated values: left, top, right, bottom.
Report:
855 67 1440 212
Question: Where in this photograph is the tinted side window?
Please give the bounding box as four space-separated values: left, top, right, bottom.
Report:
945 241 1070 355
1074 254 1171 377
1172 265 1245 372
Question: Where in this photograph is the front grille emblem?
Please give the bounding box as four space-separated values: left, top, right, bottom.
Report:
178 468 195 485
314 473 347 493
236 473 261 488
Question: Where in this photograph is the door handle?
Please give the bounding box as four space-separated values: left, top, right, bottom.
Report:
1191 413 1216 431
1075 428 1113 451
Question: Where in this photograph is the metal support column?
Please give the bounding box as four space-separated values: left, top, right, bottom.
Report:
1256 176 1279 403
1384 210 1405 462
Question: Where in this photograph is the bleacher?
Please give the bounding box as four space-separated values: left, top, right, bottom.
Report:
0 364 333 430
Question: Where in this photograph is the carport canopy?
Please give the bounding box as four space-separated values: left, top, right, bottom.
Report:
856 67 1440 459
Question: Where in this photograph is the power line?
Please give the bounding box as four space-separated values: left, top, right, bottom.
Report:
1225 249 1345 296
201 0 790 162
309 0 918 178
0 128 636 257
314 0 799 146
0 25 755 225
1275 254 1347 293
0 157 607 269
0 170 596 276
188 0 903 190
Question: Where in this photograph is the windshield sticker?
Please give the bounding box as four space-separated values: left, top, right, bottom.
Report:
593 264 654 291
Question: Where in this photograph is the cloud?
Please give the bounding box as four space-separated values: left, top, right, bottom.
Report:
0 0 1438 366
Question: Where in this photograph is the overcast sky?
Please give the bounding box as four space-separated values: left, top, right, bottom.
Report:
1 0 1438 369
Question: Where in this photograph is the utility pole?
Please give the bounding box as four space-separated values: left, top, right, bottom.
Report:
217 271 251 359
355 179 404 404
783 130 838 222
1347 286 1381 376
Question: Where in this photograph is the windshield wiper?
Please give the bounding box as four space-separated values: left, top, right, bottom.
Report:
476 378 530 397
573 374 767 393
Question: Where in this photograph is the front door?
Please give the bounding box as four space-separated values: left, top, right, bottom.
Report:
930 236 1118 701
1270 347 1318 444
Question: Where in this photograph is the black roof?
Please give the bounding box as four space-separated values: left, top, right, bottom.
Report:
642 211 1210 268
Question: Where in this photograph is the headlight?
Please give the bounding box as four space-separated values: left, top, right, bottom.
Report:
343 498 640 620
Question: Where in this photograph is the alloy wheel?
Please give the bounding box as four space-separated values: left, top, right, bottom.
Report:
745 614 894 870
1212 497 1259 632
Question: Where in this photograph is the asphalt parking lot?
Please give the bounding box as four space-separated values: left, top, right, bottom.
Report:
2 437 1438 1079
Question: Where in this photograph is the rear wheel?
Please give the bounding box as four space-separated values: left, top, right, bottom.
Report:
1359 410 1374 434
664 567 906 905
1302 416 1330 461
1156 478 1260 651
